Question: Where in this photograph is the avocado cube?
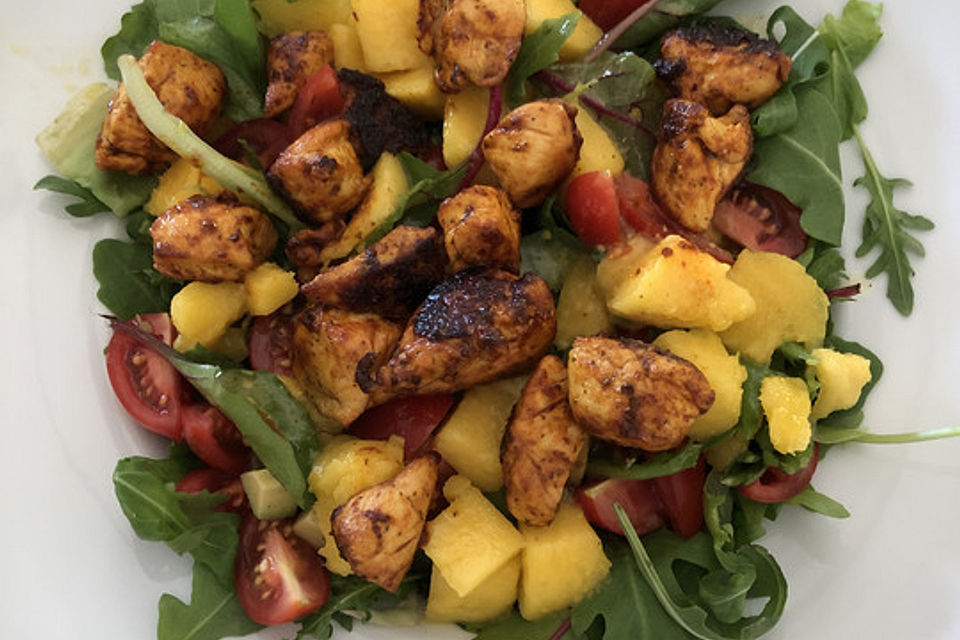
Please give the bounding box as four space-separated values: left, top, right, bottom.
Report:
241 469 297 520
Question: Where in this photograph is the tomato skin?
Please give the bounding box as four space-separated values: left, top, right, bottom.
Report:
614 173 673 240
651 457 706 539
288 65 346 136
712 183 808 258
105 328 183 441
235 514 331 626
575 478 665 536
566 171 622 246
181 403 251 475
579 0 655 31
248 313 294 377
134 313 176 346
348 395 456 461
175 468 247 513
738 445 819 504
215 118 294 170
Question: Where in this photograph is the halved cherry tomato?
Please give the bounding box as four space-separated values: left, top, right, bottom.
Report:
134 313 176 346
248 313 294 377
215 118 294 170
651 457 706 539
348 395 456 461
738 444 819 504
288 65 347 136
579 0 655 31
235 514 331 625
566 171 622 246
713 183 808 258
181 403 251 475
105 324 183 441
175 468 247 513
575 478 665 536
614 173 673 240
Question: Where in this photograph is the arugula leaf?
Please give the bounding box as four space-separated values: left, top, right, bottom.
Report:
586 439 703 480
101 0 158 79
506 12 581 108
814 336 882 432
33 175 111 217
471 610 574 640
613 0 724 51
93 239 183 320
157 562 262 640
798 240 848 292
785 485 850 518
814 425 960 446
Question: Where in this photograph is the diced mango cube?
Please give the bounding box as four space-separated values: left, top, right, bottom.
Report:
569 103 625 179
145 157 222 215
760 376 812 454
377 64 446 119
443 84 491 169
243 262 299 316
170 281 247 348
811 348 872 419
425 555 521 623
351 0 432 72
555 255 613 349
251 0 352 37
329 22 366 72
525 0 603 62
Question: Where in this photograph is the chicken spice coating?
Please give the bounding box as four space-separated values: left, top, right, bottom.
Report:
502 355 587 527
96 40 226 175
150 193 277 282
285 221 347 282
651 99 752 232
291 305 402 427
655 25 792 116
418 0 526 93
482 99 583 208
331 453 440 592
264 31 335 118
361 268 557 401
567 336 715 451
267 119 372 225
301 226 447 321
436 185 521 273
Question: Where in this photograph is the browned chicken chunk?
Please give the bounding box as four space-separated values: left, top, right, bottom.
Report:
301 226 446 321
482 99 583 208
418 0 526 93
362 269 557 401
437 185 521 273
502 355 587 527
655 25 792 116
96 41 226 175
149 193 277 282
567 337 714 451
331 453 440 592
268 119 372 225
650 99 752 233
264 31 335 118
285 221 347 282
291 305 402 426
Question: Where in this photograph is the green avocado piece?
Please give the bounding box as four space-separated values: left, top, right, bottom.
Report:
241 468 298 520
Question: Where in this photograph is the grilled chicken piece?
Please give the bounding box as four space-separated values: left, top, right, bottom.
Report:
437 185 521 273
482 99 583 208
331 453 440 592
264 31 335 118
655 25 792 116
291 305 402 426
418 0 526 93
363 269 556 400
301 226 446 321
268 119 372 225
285 221 347 282
567 337 714 451
150 193 277 282
502 355 587 527
96 41 226 175
650 99 752 233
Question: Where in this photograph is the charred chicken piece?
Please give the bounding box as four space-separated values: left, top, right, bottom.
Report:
651 99 752 233
268 119 372 225
482 99 583 208
655 25 792 116
291 305 402 426
301 226 446 321
362 269 557 401
567 337 714 451
502 355 587 527
436 185 521 273
264 31 335 118
96 41 226 175
418 0 526 93
331 453 440 592
285 221 347 282
149 193 277 282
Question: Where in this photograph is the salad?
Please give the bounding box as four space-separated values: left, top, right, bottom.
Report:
28 0 960 639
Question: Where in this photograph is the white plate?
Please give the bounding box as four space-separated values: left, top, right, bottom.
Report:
2 1 959 638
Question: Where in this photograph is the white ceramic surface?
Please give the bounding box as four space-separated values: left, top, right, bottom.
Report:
2 1 959 638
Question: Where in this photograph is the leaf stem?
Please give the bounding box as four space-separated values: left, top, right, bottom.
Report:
585 1 661 63
854 426 960 444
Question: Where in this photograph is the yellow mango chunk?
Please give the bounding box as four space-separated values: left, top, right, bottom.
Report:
329 22 366 72
811 348 872 419
251 0 352 37
144 157 222 215
525 0 603 61
654 329 748 440
569 104 625 179
377 64 447 119
604 235 756 332
426 555 521 623
519 500 611 620
720 250 829 364
555 255 613 349
170 282 247 348
433 377 526 492
423 476 524 597
244 262 298 316
443 84 491 169
351 0 432 72
760 376 812 455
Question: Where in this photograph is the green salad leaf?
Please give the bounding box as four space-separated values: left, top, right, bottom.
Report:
158 562 263 640
586 439 704 480
33 175 112 217
506 12 581 108
470 610 573 640
93 239 183 320
613 0 725 51
785 485 850 518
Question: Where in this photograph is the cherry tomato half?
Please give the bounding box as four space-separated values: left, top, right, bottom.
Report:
712 183 808 258
349 395 456 461
248 312 294 377
579 0 656 31
565 171 622 246
288 65 347 136
651 457 706 539
738 444 819 504
175 468 248 514
215 118 294 170
614 173 673 240
181 403 251 475
575 477 665 536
